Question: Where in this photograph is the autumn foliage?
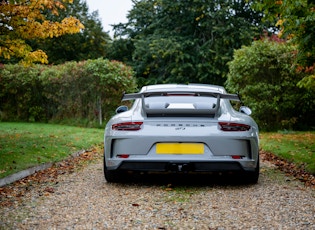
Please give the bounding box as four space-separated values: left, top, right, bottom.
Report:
253 0 315 89
0 0 84 65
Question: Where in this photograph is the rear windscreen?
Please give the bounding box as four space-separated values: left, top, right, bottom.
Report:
143 96 218 117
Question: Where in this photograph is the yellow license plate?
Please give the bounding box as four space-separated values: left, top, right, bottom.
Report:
156 143 204 154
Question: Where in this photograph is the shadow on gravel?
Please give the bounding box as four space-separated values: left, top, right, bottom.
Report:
109 172 257 188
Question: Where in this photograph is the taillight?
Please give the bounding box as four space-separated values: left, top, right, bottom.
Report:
219 122 250 131
112 122 143 131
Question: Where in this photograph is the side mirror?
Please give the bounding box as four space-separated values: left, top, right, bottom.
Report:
239 106 252 116
115 105 128 114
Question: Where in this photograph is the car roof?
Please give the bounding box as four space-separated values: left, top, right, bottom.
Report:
140 84 226 94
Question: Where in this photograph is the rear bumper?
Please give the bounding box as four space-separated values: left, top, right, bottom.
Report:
106 160 257 173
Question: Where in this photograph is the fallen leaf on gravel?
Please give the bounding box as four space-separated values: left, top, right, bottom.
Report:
132 203 140 207
44 187 54 193
0 147 102 207
260 150 315 188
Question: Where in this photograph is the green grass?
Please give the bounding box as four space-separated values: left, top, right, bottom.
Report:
260 131 315 174
0 122 104 178
1 122 314 179
162 186 198 203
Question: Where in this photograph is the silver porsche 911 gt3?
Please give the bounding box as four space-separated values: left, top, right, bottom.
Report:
104 84 259 183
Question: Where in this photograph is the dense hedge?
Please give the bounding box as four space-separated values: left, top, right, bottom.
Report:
226 40 315 131
0 59 137 127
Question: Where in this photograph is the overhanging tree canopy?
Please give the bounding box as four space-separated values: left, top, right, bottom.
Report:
31 0 111 64
113 0 271 86
0 0 84 65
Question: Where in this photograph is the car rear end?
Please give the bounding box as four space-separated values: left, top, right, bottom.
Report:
104 84 259 183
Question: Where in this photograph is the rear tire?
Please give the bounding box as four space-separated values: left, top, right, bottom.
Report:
245 157 260 184
103 157 122 183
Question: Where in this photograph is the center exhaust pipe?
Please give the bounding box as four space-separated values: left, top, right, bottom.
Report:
168 163 191 172
181 164 190 172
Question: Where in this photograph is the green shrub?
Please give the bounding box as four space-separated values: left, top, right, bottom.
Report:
0 65 44 121
226 40 315 131
0 59 137 127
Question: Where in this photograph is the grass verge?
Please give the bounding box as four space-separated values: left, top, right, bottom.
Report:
260 131 315 175
0 122 104 178
1 123 314 179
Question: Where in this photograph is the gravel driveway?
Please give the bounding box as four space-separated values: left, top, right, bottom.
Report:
1 152 314 229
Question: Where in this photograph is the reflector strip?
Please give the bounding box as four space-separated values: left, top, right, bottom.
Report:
231 155 243 159
117 154 130 158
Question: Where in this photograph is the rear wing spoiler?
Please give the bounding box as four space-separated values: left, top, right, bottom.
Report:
122 91 240 101
121 91 240 118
